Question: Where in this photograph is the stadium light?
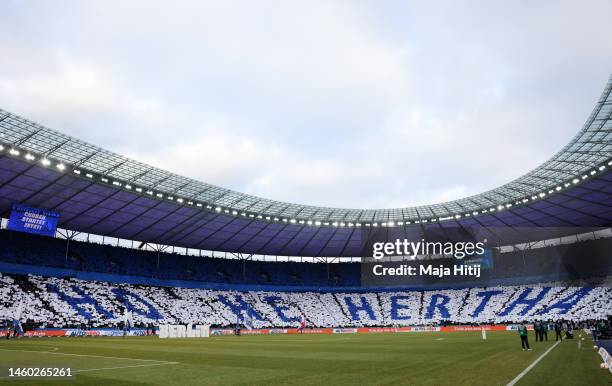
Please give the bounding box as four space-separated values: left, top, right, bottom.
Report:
25 153 35 161
73 169 81 175
215 207 221 212
56 163 65 171
9 148 19 156
0 144 4 151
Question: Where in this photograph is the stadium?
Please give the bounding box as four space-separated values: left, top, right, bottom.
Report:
1 3 612 384
0 74 609 384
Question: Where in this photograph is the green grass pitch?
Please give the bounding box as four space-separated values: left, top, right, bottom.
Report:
0 332 609 385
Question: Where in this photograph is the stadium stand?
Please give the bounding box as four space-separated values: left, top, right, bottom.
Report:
0 271 609 329
0 230 610 289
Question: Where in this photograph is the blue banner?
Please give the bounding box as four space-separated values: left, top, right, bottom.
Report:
7 204 59 237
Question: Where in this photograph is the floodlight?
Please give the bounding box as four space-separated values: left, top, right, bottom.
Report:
25 153 35 161
56 163 65 171
9 148 19 156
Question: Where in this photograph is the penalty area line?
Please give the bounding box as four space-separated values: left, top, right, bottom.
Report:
506 340 561 386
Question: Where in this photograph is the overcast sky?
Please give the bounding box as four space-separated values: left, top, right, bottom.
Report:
1 1 611 209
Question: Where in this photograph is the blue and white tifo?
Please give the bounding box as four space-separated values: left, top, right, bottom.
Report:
0 75 611 331
0 272 609 328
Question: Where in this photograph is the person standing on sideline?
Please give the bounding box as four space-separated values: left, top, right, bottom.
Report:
519 323 532 351
555 320 563 341
541 321 548 341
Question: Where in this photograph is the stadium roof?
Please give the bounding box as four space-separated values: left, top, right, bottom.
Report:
0 75 610 257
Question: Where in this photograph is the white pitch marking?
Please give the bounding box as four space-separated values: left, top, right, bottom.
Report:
74 361 179 373
0 347 172 362
506 340 561 386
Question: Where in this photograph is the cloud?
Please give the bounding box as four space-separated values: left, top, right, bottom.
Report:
0 0 611 209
